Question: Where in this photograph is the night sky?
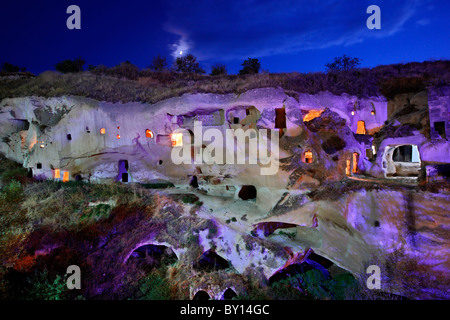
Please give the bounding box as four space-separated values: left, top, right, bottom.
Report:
1 0 449 75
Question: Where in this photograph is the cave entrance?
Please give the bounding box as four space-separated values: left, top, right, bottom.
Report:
118 160 129 182
189 175 199 188
222 288 237 300
193 249 231 272
193 290 210 300
128 244 177 271
356 120 367 134
275 108 286 137
434 121 446 139
238 185 257 200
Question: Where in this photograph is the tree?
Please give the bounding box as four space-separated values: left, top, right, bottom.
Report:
239 58 260 75
1 62 26 72
210 63 227 76
55 57 85 73
325 54 361 72
173 54 205 74
149 54 168 71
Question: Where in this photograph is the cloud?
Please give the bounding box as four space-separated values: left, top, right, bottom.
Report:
163 0 422 61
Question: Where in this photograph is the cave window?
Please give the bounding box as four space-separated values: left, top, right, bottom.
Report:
352 152 359 173
392 145 420 163
171 133 183 147
393 145 412 162
75 174 82 181
356 120 367 134
275 108 286 129
117 134 121 139
63 171 70 182
53 169 60 179
346 160 351 176
67 134 72 141
303 150 313 163
86 126 90 133
145 129 154 138
233 117 240 124
36 163 42 169
434 121 446 138
100 128 106 134
238 185 257 200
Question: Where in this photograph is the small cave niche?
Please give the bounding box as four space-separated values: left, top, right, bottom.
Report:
193 290 210 300
67 134 72 141
238 185 257 200
302 150 313 163
36 163 42 169
374 220 380 227
189 175 199 188
193 249 231 272
222 288 237 300
128 244 177 271
75 174 82 181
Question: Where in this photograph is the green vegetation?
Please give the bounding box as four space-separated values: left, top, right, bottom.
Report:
138 271 174 300
1 60 448 103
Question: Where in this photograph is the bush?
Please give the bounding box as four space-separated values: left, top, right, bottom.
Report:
325 55 361 72
239 58 261 75
1 62 26 73
173 54 205 74
0 167 28 184
55 57 85 73
210 63 227 76
149 54 168 71
1 180 23 203
27 272 68 300
139 272 173 300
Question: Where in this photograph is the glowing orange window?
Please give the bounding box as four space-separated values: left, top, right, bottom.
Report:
346 160 351 176
145 129 154 138
117 134 121 139
63 171 69 182
100 128 106 134
53 169 60 179
356 121 367 134
303 150 313 163
352 153 359 173
171 133 183 147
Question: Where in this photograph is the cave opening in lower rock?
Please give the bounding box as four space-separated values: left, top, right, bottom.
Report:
193 290 210 300
193 249 231 272
222 288 237 300
238 185 257 200
128 244 177 271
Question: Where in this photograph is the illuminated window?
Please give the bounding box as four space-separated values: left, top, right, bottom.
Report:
356 121 367 134
303 110 323 122
117 134 121 139
346 160 351 176
351 111 355 116
40 143 45 148
63 171 69 182
53 169 60 179
171 133 183 147
100 128 106 134
303 150 313 163
352 153 359 173
145 129 154 138
371 110 375 115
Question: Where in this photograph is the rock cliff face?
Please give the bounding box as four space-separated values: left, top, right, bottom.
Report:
0 87 449 299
